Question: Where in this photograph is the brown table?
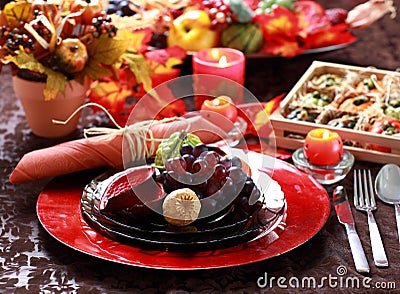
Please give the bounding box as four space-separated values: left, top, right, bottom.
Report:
1 1 400 292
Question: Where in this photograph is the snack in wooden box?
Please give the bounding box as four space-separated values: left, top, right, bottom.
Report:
270 61 400 164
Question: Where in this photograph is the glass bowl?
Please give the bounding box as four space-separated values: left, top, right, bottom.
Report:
226 116 247 146
292 148 354 185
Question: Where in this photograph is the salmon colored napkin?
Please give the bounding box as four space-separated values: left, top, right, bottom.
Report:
9 115 226 184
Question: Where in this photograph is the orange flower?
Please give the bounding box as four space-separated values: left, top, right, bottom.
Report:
254 5 302 57
303 23 356 49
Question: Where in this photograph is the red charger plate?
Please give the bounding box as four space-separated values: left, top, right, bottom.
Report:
36 153 330 270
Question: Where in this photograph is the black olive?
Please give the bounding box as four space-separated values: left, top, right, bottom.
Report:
352 95 369 106
389 100 400 108
363 78 375 90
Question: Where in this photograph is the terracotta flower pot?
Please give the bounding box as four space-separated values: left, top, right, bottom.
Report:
13 76 89 138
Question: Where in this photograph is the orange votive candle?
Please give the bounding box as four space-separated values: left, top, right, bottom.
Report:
303 128 343 165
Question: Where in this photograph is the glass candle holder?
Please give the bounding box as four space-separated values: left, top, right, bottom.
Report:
292 148 354 185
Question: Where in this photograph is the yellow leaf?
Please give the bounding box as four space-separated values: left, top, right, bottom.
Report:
165 57 184 69
254 110 269 131
267 16 294 35
84 62 114 81
89 34 130 65
5 50 47 74
263 100 275 115
93 81 132 106
118 29 147 53
152 57 184 74
2 1 31 26
43 68 68 101
120 50 153 93
6 50 68 100
84 34 130 81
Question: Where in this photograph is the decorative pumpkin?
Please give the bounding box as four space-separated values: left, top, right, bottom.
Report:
221 23 264 54
53 38 89 74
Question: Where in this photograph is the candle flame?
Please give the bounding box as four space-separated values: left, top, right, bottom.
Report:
218 55 228 67
322 129 330 139
211 48 220 60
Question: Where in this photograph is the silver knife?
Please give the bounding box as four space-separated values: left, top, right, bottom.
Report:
333 186 370 273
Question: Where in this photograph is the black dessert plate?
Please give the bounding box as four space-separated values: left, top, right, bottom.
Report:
81 169 287 252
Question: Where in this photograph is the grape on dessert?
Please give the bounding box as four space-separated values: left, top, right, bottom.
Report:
180 144 194 156
192 143 209 158
157 143 262 225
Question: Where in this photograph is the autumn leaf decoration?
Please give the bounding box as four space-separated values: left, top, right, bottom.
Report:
294 1 356 50
253 2 357 57
0 0 161 101
88 29 187 126
5 31 150 101
5 51 69 101
254 5 302 57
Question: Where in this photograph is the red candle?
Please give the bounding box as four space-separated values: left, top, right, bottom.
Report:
303 128 343 165
193 48 245 84
200 96 238 122
192 48 245 109
199 96 238 132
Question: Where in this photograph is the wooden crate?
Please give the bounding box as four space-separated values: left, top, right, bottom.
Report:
269 61 400 165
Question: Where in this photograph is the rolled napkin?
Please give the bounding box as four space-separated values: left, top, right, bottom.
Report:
9 115 227 184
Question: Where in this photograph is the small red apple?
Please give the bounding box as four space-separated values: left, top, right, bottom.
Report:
54 38 88 74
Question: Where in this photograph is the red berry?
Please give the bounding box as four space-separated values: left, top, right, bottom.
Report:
169 8 183 19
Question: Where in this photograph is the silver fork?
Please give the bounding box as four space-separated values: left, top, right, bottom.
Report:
354 169 389 267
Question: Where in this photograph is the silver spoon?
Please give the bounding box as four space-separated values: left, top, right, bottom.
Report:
375 163 400 244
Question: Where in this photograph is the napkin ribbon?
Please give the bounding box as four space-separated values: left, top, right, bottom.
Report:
52 102 191 163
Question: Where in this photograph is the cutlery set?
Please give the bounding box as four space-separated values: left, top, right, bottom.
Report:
333 165 399 273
